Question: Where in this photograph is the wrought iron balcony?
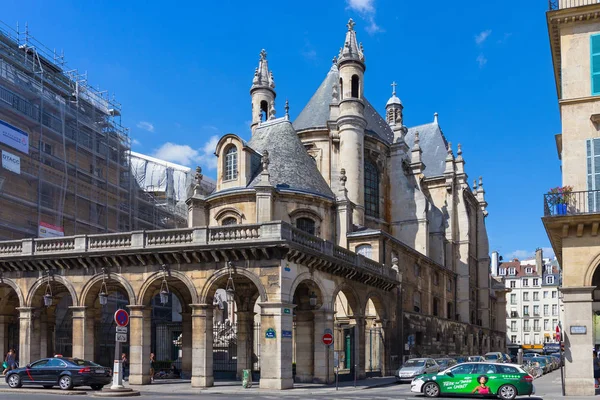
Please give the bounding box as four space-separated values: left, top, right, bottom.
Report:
543 189 600 216
549 0 600 10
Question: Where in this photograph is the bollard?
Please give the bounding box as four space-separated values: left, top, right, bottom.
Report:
242 369 253 388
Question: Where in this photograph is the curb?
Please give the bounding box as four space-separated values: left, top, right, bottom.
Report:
0 388 87 395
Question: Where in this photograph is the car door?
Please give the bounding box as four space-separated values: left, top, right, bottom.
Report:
44 358 67 384
473 363 500 394
425 360 435 373
25 359 49 384
438 363 475 395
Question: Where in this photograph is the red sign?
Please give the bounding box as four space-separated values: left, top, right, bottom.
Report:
114 309 129 327
556 325 561 342
322 333 333 346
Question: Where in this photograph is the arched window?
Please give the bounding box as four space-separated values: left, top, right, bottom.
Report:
221 217 238 226
339 78 344 100
224 145 238 181
260 100 268 122
364 159 379 218
413 292 421 313
296 217 316 235
351 75 359 98
356 244 372 259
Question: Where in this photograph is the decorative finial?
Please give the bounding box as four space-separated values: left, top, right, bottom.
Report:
347 18 355 31
259 49 267 60
285 99 289 117
447 142 453 155
269 102 276 120
433 112 439 124
457 143 462 156
359 42 364 53
414 131 420 145
473 179 478 192
332 80 339 101
340 168 347 187
195 166 203 186
391 81 397 96
479 176 483 187
261 150 270 171
332 56 338 64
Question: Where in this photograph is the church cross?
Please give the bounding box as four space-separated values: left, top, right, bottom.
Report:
391 81 397 96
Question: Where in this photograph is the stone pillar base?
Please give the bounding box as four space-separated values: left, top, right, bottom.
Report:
191 376 214 388
259 377 294 390
565 379 595 396
127 374 151 385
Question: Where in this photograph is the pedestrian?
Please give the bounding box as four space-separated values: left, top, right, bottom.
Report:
3 349 16 375
149 353 156 383
593 351 600 388
121 353 129 380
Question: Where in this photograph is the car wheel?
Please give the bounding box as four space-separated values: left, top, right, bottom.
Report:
423 382 440 398
498 384 517 400
91 385 104 391
58 375 73 390
7 374 22 388
43 385 53 389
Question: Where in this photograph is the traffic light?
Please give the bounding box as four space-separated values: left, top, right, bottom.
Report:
561 343 565 352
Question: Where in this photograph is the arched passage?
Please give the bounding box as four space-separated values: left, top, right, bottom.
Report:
363 293 387 376
79 273 136 368
201 266 266 382
0 279 23 364
331 284 362 380
24 274 77 364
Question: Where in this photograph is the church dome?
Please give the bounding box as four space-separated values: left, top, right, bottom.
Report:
386 94 402 107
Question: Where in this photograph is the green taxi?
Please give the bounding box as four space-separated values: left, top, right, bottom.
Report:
410 362 534 400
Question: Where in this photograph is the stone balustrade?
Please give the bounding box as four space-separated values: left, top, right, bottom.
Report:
0 221 397 281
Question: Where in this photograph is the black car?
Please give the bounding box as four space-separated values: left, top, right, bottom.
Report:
5 357 111 390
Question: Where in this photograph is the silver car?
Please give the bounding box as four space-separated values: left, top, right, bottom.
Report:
395 358 440 383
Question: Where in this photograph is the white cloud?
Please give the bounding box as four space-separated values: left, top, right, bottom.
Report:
476 53 487 68
346 0 383 35
475 29 492 45
497 32 512 44
131 138 141 146
151 135 220 169
136 121 155 132
542 247 556 259
506 250 530 260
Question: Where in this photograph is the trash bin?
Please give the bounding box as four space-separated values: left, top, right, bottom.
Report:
242 369 252 388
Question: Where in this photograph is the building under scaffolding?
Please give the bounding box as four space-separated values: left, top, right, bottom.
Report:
0 21 208 239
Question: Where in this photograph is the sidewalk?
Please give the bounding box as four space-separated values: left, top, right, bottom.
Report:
131 376 397 396
530 369 600 400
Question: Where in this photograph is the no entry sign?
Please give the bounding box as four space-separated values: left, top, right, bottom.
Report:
322 333 333 346
114 309 129 327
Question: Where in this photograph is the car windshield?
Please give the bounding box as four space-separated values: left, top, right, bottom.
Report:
404 360 425 367
532 358 547 365
485 354 499 359
67 359 99 367
436 359 449 366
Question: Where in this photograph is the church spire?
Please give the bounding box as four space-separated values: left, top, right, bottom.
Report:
250 49 277 134
337 18 365 68
251 49 275 91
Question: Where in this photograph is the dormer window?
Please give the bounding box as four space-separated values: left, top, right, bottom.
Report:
224 145 238 181
545 265 553 274
525 267 533 274
509 268 516 276
296 217 316 235
499 268 506 276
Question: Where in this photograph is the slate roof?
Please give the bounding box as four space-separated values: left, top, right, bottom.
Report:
293 66 394 144
247 118 335 199
405 122 449 178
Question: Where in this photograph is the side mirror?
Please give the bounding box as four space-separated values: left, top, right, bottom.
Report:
25 364 31 369
445 371 454 377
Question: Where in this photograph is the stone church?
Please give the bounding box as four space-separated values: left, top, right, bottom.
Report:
0 19 506 390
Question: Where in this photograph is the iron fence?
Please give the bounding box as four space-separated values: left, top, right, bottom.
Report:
543 189 600 216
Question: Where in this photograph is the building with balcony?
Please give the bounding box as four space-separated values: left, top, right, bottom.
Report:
494 249 560 356
543 0 600 395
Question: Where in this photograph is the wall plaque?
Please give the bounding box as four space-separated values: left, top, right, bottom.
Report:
570 325 587 334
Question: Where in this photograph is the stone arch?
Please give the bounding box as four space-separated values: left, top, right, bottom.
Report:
138 269 199 306
363 291 388 320
331 282 362 316
583 254 600 287
289 272 329 309
26 274 78 307
0 277 24 307
200 266 267 305
79 273 137 307
214 207 245 224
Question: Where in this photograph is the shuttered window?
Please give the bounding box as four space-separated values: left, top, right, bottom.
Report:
586 138 600 211
591 34 600 95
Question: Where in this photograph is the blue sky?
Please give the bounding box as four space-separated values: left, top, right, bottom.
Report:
1 0 560 261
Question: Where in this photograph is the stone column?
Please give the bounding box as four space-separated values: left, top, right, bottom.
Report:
294 310 314 383
181 312 192 379
191 304 213 388
236 311 254 380
258 302 294 389
17 307 36 365
39 313 48 358
70 306 94 361
0 315 9 360
46 308 56 358
353 316 366 380
128 305 151 385
313 309 335 383
562 286 595 396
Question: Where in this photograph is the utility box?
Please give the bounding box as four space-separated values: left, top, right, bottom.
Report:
242 369 252 388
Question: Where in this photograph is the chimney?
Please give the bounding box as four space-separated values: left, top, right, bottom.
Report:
491 251 499 276
535 248 543 272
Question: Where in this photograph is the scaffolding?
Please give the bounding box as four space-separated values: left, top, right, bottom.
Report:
0 21 195 239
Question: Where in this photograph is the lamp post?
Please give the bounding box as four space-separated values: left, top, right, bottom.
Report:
160 264 170 305
99 268 109 306
225 261 236 306
309 291 317 308
43 272 53 307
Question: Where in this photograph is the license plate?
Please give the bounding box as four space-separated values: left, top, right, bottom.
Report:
95 369 105 374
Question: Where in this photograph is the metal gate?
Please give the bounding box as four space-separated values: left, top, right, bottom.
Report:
366 327 383 375
213 322 237 376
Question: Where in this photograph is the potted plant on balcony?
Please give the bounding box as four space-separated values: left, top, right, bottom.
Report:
547 185 573 215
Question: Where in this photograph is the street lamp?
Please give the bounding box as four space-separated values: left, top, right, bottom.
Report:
225 262 235 304
99 268 109 306
309 291 317 308
159 264 170 305
43 272 53 307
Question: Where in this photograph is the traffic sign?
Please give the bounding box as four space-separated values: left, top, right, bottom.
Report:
114 309 129 327
322 333 333 346
116 326 128 334
115 333 127 343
